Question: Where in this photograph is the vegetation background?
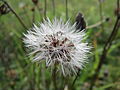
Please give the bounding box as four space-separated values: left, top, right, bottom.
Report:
0 0 120 90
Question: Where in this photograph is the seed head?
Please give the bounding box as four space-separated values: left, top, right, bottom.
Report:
23 18 91 76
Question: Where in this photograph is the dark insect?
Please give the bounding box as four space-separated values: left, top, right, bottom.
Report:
0 4 10 15
75 12 86 31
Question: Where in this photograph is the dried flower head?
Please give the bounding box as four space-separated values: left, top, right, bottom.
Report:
0 4 10 15
23 18 91 76
75 12 86 30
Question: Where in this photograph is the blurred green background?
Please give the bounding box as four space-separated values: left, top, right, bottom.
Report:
0 0 120 90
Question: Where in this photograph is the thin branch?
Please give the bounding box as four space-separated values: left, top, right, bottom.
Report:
2 0 28 29
86 18 108 29
89 1 120 89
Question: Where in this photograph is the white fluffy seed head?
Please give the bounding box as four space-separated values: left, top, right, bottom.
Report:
23 18 91 76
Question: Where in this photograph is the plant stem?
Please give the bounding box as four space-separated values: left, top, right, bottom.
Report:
99 0 104 31
36 5 43 21
41 64 46 90
65 0 68 20
44 0 47 19
32 7 35 25
72 70 80 87
2 0 28 30
52 66 57 90
86 18 108 29
95 0 104 36
52 0 55 16
89 1 120 89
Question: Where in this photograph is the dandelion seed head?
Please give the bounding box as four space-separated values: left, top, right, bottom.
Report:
23 18 91 76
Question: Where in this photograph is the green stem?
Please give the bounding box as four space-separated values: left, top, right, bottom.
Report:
2 0 28 30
